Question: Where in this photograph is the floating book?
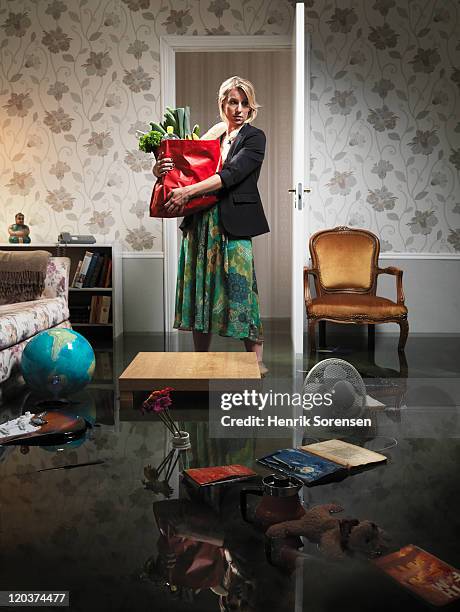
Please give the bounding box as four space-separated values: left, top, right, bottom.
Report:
258 439 387 486
258 448 345 485
300 439 387 469
374 545 460 607
184 464 257 486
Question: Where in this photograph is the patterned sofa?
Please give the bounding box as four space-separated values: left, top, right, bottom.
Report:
0 257 71 384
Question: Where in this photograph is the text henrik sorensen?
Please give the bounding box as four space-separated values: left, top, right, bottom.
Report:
220 415 372 427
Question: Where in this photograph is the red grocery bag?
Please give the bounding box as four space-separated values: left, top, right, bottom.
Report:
149 138 221 218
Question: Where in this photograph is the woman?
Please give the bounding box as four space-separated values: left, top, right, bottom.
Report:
153 76 269 375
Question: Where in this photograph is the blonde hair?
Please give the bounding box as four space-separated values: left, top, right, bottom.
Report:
218 76 261 123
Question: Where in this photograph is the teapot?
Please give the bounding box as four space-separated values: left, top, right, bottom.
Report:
240 474 305 531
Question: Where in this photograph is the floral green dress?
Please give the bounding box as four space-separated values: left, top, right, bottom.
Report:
174 205 263 343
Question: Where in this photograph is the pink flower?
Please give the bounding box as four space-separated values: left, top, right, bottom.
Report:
152 396 172 412
141 388 177 435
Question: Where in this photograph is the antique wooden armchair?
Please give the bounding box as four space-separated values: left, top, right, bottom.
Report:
304 227 408 352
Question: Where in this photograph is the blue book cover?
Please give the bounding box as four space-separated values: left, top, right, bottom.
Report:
82 252 99 287
257 448 346 486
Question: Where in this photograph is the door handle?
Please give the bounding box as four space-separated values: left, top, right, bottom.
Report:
288 183 309 210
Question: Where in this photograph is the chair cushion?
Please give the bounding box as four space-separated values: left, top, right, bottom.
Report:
0 296 69 351
313 232 377 291
308 294 407 320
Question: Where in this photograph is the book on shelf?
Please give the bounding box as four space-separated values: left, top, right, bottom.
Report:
71 260 83 288
98 295 111 324
184 464 257 487
74 251 94 288
82 252 99 288
73 252 112 288
374 545 460 607
87 295 111 324
96 255 108 287
103 259 112 288
89 295 100 324
257 439 387 486
88 253 104 287
89 296 96 323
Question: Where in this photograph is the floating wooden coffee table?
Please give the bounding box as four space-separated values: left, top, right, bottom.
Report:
119 352 261 409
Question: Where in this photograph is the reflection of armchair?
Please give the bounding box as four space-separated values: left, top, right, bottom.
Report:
304 227 408 352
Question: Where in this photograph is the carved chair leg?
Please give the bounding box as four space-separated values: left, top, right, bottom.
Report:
319 321 326 348
308 319 317 353
367 324 375 352
398 349 408 378
398 320 409 352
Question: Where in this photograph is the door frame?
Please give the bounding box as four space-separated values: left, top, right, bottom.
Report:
160 34 298 346
292 3 311 357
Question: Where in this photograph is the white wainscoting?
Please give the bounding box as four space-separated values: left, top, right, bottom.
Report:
122 252 460 334
122 257 164 333
380 253 460 260
377 256 460 334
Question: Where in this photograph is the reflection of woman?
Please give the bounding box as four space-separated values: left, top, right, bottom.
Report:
153 76 269 375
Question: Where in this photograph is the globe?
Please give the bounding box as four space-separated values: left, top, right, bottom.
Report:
21 329 95 397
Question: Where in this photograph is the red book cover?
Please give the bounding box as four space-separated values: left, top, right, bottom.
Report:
374 545 460 607
184 464 256 486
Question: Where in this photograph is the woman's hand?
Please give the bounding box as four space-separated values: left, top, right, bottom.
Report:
164 186 191 216
152 156 174 178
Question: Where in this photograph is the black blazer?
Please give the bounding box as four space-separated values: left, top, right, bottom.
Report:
180 123 269 238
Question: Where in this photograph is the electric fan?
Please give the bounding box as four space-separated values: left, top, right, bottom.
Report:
303 358 367 420
303 358 397 450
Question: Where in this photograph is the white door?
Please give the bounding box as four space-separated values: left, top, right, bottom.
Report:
291 2 310 357
161 29 308 351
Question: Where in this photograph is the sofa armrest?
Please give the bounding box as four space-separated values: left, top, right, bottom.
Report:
40 257 71 301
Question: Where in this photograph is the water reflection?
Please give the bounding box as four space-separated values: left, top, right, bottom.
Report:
0 345 459 611
142 493 296 612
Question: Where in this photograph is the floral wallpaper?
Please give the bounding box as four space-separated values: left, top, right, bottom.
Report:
308 0 460 253
1 0 458 253
0 0 293 251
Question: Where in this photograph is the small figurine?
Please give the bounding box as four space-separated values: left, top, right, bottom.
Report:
8 212 31 244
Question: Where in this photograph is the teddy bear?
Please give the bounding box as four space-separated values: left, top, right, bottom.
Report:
265 503 388 561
